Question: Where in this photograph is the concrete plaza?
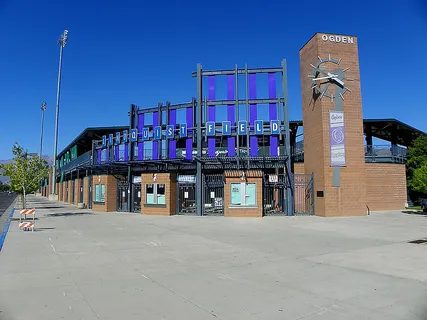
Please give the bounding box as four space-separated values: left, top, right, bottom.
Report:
1 195 427 320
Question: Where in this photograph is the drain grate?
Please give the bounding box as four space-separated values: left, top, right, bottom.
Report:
408 239 427 244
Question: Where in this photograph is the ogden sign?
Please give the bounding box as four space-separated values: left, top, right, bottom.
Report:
321 34 354 44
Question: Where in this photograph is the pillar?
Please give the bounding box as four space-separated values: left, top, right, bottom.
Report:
92 175 117 212
300 33 366 217
74 179 81 204
141 173 176 215
83 177 90 207
223 170 263 217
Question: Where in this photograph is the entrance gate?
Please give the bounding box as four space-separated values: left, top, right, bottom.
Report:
79 179 83 203
203 174 224 216
263 173 314 216
263 173 290 216
132 183 141 212
117 178 129 212
71 180 75 204
294 173 314 216
177 175 197 215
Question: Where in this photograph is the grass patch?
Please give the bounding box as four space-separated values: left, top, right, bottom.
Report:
408 206 422 211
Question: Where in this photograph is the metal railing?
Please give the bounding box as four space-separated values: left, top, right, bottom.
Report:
292 141 407 164
58 151 92 173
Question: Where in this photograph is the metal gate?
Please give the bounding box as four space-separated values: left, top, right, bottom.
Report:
177 176 197 215
203 174 224 216
263 173 290 216
117 179 129 212
79 179 83 203
71 180 75 204
132 183 141 212
294 173 314 216
88 176 92 209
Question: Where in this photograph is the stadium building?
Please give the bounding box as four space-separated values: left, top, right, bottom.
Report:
40 33 425 217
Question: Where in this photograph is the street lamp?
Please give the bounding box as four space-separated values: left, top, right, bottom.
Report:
40 101 47 158
51 30 68 198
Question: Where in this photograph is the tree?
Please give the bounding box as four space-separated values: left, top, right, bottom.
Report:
406 135 427 199
411 164 427 194
0 143 49 208
0 181 11 192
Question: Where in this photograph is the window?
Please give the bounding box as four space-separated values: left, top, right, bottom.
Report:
94 184 105 203
146 183 166 205
230 183 256 206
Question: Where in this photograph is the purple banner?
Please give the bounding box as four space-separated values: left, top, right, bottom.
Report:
208 76 216 157
124 144 129 162
249 74 258 156
97 149 101 164
227 75 235 156
169 109 176 159
115 145 119 161
152 111 159 160
186 107 193 160
268 73 278 156
138 114 144 160
329 111 346 166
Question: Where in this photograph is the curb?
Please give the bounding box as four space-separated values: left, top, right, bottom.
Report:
0 207 15 251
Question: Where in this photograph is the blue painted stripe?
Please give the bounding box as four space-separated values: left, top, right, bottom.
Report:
0 208 15 251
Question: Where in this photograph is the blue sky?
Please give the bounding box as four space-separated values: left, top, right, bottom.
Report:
0 0 426 159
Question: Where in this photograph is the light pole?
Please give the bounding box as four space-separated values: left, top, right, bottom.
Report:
40 101 47 158
51 30 68 198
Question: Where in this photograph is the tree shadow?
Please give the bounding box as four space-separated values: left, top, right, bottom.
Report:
47 212 94 217
33 227 56 232
402 210 427 216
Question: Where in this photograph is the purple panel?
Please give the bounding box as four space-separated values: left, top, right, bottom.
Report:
186 107 192 160
97 149 101 164
138 114 144 160
208 76 216 157
329 111 346 166
106 148 110 163
124 144 129 162
249 74 258 156
115 145 119 161
152 111 159 160
227 75 235 156
268 73 278 156
169 109 176 159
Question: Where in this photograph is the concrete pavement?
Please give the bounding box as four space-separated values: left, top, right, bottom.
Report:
1 195 427 319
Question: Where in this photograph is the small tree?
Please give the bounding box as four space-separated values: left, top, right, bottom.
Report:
407 135 427 200
411 165 427 194
0 143 49 208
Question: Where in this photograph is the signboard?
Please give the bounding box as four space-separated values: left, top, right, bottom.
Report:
206 122 215 136
222 121 231 135
177 175 196 183
130 129 138 142
143 128 149 141
166 125 174 139
180 124 187 137
115 132 121 144
255 120 263 135
329 111 346 167
122 130 128 143
238 120 247 135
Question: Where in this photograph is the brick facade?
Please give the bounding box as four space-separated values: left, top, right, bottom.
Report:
67 180 73 204
74 179 81 204
300 33 367 217
141 173 176 216
83 177 90 207
365 163 407 211
92 175 117 212
58 182 63 201
223 171 263 217
293 163 305 175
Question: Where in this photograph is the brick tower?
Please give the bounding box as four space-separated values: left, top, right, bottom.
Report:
300 33 366 217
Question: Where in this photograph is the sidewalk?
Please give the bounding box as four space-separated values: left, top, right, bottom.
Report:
1 195 427 319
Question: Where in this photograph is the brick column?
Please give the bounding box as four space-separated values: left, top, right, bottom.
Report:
58 182 63 201
141 173 176 215
67 181 73 204
300 33 366 217
48 167 53 195
224 171 263 217
92 175 117 212
74 179 81 204
83 177 89 207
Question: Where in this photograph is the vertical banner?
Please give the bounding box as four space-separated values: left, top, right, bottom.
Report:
268 73 278 156
169 109 176 159
227 75 235 156
138 114 144 160
208 76 216 157
152 112 159 160
329 111 346 167
249 74 258 156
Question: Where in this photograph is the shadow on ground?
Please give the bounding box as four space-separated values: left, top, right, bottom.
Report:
403 210 427 216
47 212 94 217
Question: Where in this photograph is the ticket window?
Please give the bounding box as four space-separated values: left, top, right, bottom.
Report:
146 183 166 205
230 183 256 206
